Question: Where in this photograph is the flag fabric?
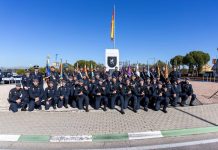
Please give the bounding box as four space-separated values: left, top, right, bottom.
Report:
147 62 150 77
84 63 88 77
157 64 160 77
164 63 169 79
59 59 63 79
136 63 140 76
127 65 132 77
45 56 50 77
90 63 94 77
76 62 79 70
110 6 115 41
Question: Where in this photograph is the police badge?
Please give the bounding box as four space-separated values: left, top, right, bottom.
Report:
107 56 117 68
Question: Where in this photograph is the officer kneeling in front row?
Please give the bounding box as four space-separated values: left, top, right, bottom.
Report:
8 83 28 112
44 81 58 110
28 79 44 111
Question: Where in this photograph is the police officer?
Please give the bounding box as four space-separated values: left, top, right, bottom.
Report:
112 67 121 78
92 79 108 111
8 83 27 112
21 69 32 110
57 80 70 108
171 78 182 107
49 66 60 89
100 67 109 80
28 79 44 111
74 79 89 112
135 79 150 111
140 67 150 81
44 81 58 110
150 67 158 81
30 65 43 88
154 82 169 113
169 67 181 84
122 78 138 113
109 77 125 114
180 78 196 106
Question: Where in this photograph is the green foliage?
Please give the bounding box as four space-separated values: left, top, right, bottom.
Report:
170 55 184 68
73 60 97 69
16 69 25 75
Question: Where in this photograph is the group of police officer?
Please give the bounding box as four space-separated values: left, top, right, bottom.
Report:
8 65 196 114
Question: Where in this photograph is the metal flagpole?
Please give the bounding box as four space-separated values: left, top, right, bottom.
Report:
114 5 116 49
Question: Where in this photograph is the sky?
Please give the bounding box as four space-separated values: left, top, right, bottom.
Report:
0 0 218 67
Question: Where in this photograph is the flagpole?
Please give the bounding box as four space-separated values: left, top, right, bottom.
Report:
114 4 116 49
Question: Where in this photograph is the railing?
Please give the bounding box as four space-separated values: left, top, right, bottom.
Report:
187 76 218 82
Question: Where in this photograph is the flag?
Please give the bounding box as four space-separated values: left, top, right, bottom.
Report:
136 63 140 76
76 62 79 70
45 56 50 77
147 61 150 77
90 63 94 77
157 64 160 77
84 63 88 77
59 59 63 79
164 63 169 79
127 64 132 77
110 6 115 41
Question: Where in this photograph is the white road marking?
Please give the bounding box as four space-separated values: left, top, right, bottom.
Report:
50 135 92 142
0 135 20 142
128 131 163 140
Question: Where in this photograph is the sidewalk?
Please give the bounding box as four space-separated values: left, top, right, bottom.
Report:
0 104 218 137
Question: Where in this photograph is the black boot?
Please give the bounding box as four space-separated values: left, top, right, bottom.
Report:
144 107 148 112
103 106 107 111
121 110 125 114
85 106 89 112
21 108 26 111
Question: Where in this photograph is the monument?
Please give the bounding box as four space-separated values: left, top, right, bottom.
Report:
105 5 119 72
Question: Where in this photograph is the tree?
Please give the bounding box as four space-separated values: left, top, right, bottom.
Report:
16 69 25 75
73 60 97 69
183 51 210 76
170 55 184 69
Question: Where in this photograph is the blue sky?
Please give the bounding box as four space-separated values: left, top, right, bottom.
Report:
0 0 218 67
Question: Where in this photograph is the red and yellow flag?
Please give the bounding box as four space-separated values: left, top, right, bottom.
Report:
110 7 115 41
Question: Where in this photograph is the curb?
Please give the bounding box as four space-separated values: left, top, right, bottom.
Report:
1 126 218 142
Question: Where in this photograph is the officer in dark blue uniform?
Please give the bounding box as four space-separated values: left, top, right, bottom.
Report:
44 81 58 110
67 75 76 108
74 79 89 112
169 67 181 84
49 66 60 89
21 69 32 110
112 67 121 78
28 79 44 111
171 78 182 107
100 67 109 80
180 78 196 106
135 79 151 111
30 65 43 88
8 83 27 112
92 79 108 111
154 81 169 113
140 67 150 81
150 67 158 81
122 78 138 113
57 80 70 108
109 77 125 114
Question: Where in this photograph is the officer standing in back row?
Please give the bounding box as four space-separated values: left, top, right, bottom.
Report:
30 65 43 88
